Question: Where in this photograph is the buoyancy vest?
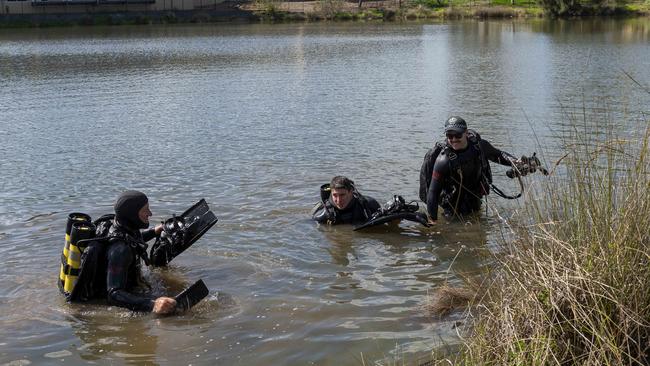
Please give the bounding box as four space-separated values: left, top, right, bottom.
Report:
419 129 492 202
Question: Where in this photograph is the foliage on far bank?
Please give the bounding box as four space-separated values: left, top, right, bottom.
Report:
251 0 648 21
538 0 634 16
3 0 648 28
411 0 645 16
450 117 650 365
250 0 549 20
251 0 398 20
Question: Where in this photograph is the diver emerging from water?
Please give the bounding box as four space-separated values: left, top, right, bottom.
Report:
105 191 176 314
311 176 381 225
60 191 218 314
420 116 527 222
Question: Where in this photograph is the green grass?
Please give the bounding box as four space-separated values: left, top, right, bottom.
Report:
489 0 538 7
412 0 449 9
624 2 650 13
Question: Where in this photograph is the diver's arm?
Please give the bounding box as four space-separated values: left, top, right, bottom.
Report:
311 202 331 223
365 196 381 215
426 159 448 221
106 242 155 312
141 227 158 242
108 288 156 312
481 140 517 167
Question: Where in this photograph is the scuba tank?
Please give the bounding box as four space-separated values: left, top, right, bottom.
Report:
60 216 95 295
58 213 91 294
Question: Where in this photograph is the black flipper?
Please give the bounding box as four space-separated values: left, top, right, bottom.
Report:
175 279 209 312
150 199 218 267
178 199 219 248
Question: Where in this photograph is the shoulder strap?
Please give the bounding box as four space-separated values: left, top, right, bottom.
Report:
466 129 493 186
467 129 520 198
107 225 151 266
354 193 374 220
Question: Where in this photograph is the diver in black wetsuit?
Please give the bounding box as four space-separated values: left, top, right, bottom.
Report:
312 176 381 225
420 116 520 222
105 191 176 314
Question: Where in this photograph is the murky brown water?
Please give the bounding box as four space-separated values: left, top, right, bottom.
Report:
0 19 648 365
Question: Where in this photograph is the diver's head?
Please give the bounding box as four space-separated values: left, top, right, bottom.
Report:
444 116 468 150
114 190 151 230
329 176 355 210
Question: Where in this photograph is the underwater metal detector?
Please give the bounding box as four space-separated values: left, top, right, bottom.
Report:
353 195 431 231
175 279 210 312
492 152 550 200
506 153 549 179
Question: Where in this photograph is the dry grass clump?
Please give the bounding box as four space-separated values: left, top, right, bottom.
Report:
427 284 475 317
459 122 650 365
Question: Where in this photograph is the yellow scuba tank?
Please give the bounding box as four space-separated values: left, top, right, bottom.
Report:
63 220 96 294
59 213 91 293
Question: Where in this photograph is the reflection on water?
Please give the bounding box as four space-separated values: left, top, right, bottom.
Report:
72 313 160 364
64 291 236 365
529 17 650 42
0 18 648 365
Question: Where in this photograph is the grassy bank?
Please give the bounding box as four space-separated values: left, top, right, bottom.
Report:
247 0 649 21
442 118 650 364
1 0 648 27
247 0 543 21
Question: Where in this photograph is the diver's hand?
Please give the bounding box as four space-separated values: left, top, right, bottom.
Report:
426 214 436 226
514 159 528 176
152 297 177 314
154 224 164 236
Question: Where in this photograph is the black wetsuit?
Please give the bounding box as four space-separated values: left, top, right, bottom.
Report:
426 139 515 220
105 222 158 312
312 194 381 225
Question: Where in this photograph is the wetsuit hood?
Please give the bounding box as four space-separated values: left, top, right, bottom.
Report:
114 190 149 230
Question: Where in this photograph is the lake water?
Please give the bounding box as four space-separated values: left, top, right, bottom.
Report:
0 18 648 365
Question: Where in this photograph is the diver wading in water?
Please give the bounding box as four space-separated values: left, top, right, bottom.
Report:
311 176 381 225
58 191 217 314
420 116 546 222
